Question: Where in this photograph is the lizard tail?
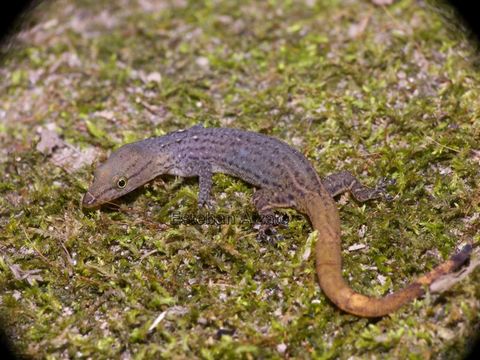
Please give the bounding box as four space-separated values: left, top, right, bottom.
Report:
306 192 472 317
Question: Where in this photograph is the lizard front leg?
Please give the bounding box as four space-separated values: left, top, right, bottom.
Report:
322 170 395 202
197 165 213 209
181 160 214 209
253 188 294 240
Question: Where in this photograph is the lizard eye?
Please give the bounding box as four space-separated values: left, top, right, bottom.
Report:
117 177 127 189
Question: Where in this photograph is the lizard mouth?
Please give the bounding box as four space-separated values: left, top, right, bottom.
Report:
82 191 98 208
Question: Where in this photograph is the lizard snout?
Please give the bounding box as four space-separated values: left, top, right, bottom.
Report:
82 191 97 208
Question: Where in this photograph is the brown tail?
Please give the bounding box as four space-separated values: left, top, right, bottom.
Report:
306 192 472 317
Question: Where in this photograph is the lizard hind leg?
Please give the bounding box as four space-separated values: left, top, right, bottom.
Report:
252 188 295 240
322 170 395 202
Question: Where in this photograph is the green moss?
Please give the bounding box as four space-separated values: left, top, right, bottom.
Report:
1 0 479 358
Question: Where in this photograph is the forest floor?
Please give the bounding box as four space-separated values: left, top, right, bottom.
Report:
1 0 479 358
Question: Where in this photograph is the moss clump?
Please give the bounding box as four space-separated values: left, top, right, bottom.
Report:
0 0 479 358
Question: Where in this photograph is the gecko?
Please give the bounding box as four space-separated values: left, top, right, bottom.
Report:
82 125 472 317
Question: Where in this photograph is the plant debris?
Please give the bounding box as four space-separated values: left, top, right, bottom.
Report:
0 0 479 358
36 125 97 173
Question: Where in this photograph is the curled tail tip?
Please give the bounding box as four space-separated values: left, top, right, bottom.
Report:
459 243 473 254
450 244 473 270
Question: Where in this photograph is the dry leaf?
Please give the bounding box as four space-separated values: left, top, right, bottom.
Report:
36 125 98 173
430 246 480 293
348 16 370 39
372 0 394 5
471 149 480 165
9 264 43 285
348 243 367 252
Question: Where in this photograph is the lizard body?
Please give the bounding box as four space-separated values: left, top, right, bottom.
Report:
83 125 472 317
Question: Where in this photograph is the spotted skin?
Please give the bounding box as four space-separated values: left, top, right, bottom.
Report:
83 125 472 317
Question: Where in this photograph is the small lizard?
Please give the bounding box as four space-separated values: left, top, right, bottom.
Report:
83 125 472 317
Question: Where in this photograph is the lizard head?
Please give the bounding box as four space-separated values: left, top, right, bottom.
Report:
82 142 160 208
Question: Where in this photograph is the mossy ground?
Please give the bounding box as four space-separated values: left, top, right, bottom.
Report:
1 0 479 358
